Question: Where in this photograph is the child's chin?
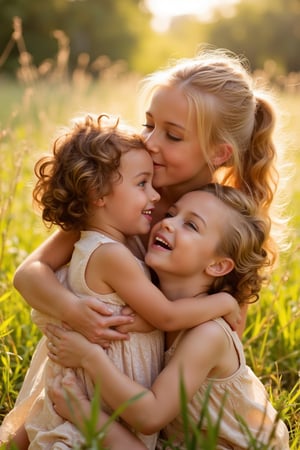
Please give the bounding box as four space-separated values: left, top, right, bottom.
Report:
145 252 160 267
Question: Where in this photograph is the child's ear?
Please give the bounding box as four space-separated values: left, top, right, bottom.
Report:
93 197 106 207
205 258 234 277
211 143 233 167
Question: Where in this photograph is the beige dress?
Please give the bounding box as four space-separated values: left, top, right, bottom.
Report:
157 318 289 450
0 269 66 447
1 232 164 450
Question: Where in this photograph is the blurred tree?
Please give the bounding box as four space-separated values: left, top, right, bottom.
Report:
63 0 152 70
0 0 65 73
0 0 299 78
203 0 300 72
0 0 152 76
131 15 210 74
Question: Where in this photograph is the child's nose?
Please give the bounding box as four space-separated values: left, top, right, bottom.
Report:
151 187 160 203
161 217 175 232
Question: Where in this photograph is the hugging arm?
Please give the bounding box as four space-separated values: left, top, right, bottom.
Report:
13 230 133 343
96 244 241 332
46 322 225 435
49 373 146 450
2 426 29 450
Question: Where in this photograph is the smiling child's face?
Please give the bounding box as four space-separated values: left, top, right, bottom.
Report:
145 190 230 279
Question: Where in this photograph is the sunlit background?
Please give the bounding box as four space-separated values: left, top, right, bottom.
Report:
0 1 300 447
145 0 240 31
0 0 299 78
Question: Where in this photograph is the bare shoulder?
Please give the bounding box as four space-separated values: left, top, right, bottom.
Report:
90 241 143 282
91 241 134 263
169 321 230 383
86 241 141 292
180 321 229 356
191 320 227 340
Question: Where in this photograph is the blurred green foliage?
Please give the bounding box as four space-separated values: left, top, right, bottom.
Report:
0 70 299 446
0 0 151 74
0 0 300 77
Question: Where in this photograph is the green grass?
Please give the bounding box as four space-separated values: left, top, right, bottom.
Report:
0 78 299 449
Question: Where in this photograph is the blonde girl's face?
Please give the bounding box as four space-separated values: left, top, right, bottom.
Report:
102 149 160 237
145 190 229 279
141 85 212 191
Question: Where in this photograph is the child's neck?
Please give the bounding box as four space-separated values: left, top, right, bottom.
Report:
158 275 207 301
86 224 127 245
158 275 209 349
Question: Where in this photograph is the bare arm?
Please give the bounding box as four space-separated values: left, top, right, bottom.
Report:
13 229 78 318
3 426 29 450
95 244 240 331
46 322 225 435
49 373 146 450
14 230 133 343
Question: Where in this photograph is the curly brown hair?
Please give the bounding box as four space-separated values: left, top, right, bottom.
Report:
33 114 146 231
200 183 272 304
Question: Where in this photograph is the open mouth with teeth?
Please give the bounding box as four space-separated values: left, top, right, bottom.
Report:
142 209 153 220
154 236 172 250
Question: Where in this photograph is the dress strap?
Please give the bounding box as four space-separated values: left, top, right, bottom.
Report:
214 318 246 366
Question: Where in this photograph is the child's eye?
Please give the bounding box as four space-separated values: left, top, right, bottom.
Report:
138 180 146 188
165 211 174 218
185 221 198 231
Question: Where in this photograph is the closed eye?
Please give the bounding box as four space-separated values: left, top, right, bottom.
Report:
185 221 198 231
142 123 154 131
167 133 182 142
165 211 175 218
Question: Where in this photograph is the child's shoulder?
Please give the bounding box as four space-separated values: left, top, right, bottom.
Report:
171 320 230 376
191 319 228 341
93 239 133 261
182 319 229 356
88 240 141 283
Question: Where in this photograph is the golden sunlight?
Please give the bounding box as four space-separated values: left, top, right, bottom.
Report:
145 0 240 31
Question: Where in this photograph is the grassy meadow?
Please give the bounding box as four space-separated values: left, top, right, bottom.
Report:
0 70 299 449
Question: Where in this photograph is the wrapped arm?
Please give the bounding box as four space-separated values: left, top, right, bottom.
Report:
14 230 133 343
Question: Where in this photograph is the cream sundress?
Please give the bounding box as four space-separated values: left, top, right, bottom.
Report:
157 318 289 450
1 231 164 450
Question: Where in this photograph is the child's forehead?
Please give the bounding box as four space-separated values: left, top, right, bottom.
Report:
176 190 229 217
121 147 153 166
122 147 149 157
178 190 215 205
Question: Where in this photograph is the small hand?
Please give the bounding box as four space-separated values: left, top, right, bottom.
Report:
223 303 242 331
50 372 148 450
68 296 134 345
49 372 90 425
115 306 155 333
45 323 98 368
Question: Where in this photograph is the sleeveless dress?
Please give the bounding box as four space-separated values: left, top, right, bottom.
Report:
157 318 289 450
1 231 164 450
0 268 68 447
